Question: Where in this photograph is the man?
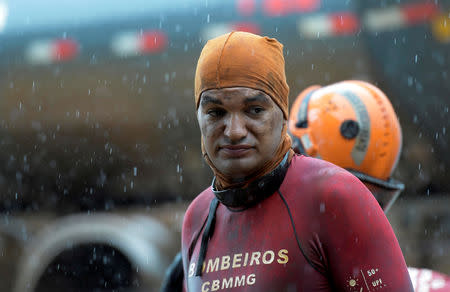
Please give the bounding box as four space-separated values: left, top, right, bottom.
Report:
288 80 450 292
180 31 413 291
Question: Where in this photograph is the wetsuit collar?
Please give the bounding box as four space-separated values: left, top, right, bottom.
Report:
211 152 290 209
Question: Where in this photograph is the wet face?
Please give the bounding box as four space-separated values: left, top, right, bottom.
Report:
197 87 285 180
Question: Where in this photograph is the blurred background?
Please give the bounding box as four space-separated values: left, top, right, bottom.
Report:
0 0 448 291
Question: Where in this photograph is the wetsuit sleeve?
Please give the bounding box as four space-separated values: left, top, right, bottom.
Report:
318 172 413 292
160 252 183 292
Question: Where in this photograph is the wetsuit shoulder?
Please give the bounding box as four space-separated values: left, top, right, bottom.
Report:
281 155 414 291
181 187 214 281
182 188 214 250
282 154 355 201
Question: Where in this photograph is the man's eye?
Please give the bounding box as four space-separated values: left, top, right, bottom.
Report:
248 107 265 115
207 109 225 117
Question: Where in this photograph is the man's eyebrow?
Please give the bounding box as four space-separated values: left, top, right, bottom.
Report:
200 95 223 106
244 93 271 104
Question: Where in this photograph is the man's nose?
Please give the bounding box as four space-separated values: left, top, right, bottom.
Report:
224 113 247 142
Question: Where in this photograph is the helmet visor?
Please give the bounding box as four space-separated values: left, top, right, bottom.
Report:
364 182 403 213
349 170 404 214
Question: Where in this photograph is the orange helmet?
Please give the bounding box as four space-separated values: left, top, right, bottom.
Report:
288 80 404 212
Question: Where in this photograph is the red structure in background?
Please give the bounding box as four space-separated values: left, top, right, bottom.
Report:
330 12 360 35
263 0 320 16
53 39 79 62
139 30 168 54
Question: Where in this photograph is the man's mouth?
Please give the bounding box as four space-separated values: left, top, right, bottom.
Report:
219 145 253 158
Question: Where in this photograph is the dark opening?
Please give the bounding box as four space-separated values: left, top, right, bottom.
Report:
35 243 140 292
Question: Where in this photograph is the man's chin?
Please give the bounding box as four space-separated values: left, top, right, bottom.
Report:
219 160 256 178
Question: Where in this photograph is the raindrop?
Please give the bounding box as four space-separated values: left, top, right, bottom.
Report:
90 54 97 64
407 76 413 87
413 115 418 124
320 203 325 213
415 81 423 93
133 167 137 176
206 14 210 23
414 54 418 63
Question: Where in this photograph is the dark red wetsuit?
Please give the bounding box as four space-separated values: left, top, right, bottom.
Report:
181 155 413 292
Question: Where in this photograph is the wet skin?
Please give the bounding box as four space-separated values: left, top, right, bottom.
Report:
197 87 285 180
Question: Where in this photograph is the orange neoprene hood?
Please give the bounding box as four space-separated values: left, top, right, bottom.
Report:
195 31 290 118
